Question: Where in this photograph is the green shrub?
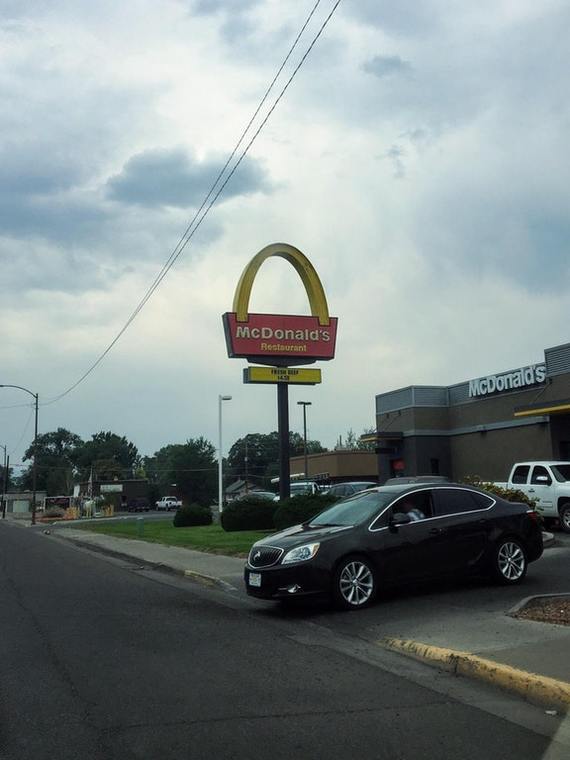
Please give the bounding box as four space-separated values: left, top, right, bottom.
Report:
221 498 276 532
173 504 213 528
273 494 337 530
461 476 538 508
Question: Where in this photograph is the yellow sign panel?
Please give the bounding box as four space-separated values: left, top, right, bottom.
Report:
244 367 322 385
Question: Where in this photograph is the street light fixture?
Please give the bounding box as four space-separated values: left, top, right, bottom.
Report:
218 395 232 514
0 385 39 525
297 401 312 479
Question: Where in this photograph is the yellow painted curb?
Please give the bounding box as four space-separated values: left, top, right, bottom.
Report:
183 570 219 588
382 637 570 711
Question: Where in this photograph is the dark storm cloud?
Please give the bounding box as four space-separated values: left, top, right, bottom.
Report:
106 148 273 209
362 55 412 78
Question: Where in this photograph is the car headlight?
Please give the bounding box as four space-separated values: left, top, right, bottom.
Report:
281 543 320 564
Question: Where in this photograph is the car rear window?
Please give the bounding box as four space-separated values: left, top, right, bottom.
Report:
552 464 570 482
512 465 530 484
434 488 493 516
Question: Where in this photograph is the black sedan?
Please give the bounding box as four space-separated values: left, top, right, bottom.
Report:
244 484 543 610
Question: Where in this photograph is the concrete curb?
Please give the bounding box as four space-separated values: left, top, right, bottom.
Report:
57 535 238 593
509 592 570 616
183 570 238 593
382 637 570 711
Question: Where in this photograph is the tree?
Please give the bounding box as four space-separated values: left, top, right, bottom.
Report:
336 428 376 451
144 437 217 506
227 432 327 487
75 431 140 481
21 428 83 495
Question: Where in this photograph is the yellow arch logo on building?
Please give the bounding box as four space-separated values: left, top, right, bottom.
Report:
232 243 331 326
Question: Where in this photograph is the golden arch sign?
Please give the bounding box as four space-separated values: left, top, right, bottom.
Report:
222 243 338 366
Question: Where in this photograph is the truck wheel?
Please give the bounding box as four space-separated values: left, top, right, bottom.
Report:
559 502 570 534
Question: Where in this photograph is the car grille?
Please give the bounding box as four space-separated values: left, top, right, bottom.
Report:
248 546 283 568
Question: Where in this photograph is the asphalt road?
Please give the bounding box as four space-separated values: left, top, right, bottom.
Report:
1 523 568 760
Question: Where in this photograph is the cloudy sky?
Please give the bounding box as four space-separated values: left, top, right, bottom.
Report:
1 0 569 468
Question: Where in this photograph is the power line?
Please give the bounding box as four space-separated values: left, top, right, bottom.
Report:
8 406 35 457
43 0 342 406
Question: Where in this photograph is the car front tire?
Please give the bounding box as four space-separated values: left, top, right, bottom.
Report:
492 538 527 585
332 555 377 610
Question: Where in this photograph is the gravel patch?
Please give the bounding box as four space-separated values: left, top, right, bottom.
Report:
515 596 570 626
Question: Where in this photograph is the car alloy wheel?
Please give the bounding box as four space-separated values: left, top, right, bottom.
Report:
559 503 570 534
494 539 527 584
334 556 376 610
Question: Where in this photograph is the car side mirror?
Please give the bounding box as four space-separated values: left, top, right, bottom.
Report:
391 512 411 527
535 475 551 484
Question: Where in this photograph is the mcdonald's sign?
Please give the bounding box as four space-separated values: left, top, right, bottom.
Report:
222 243 338 366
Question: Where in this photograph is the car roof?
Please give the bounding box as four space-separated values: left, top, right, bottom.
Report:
514 461 570 466
367 482 493 497
334 481 377 486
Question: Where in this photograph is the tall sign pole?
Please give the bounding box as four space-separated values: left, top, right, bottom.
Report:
277 384 290 500
223 244 338 499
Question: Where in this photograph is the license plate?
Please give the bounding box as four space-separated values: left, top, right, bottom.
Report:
248 572 262 587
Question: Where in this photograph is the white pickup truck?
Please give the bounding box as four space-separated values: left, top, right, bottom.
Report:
497 461 570 532
155 496 182 511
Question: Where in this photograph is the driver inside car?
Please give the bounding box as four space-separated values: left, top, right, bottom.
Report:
399 499 426 521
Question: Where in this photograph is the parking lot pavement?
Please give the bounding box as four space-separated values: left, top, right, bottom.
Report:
304 534 570 684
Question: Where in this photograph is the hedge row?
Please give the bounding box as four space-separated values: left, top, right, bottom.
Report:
173 504 213 527
220 494 338 532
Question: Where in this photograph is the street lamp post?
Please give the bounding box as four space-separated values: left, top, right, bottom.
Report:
0 385 39 525
218 395 232 514
297 401 312 479
1 444 7 519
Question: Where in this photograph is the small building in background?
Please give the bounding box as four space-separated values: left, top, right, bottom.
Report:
3 491 47 514
76 479 150 510
289 450 378 484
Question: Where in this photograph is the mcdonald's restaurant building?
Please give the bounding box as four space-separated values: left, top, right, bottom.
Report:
375 341 570 483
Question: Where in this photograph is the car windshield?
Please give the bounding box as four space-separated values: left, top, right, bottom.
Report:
552 464 570 482
308 491 395 527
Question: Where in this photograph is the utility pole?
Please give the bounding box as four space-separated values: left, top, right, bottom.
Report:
0 385 39 524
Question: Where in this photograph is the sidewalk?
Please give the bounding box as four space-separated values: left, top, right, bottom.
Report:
52 524 569 709
55 527 246 591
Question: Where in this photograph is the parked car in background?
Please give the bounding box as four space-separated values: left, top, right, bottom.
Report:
155 496 182 511
383 476 450 486
273 481 322 501
494 461 570 532
235 491 276 502
245 483 543 610
327 482 377 499
127 497 150 512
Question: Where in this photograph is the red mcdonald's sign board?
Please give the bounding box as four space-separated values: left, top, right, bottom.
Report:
223 312 338 364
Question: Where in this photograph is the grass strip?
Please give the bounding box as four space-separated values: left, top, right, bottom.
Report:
72 520 268 556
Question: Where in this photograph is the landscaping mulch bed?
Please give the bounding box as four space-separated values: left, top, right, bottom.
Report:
515 596 570 626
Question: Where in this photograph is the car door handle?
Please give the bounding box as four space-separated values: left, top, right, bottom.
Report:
528 489 535 493
478 519 487 525
429 528 443 535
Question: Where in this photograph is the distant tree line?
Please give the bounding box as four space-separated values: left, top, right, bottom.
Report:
11 425 373 505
